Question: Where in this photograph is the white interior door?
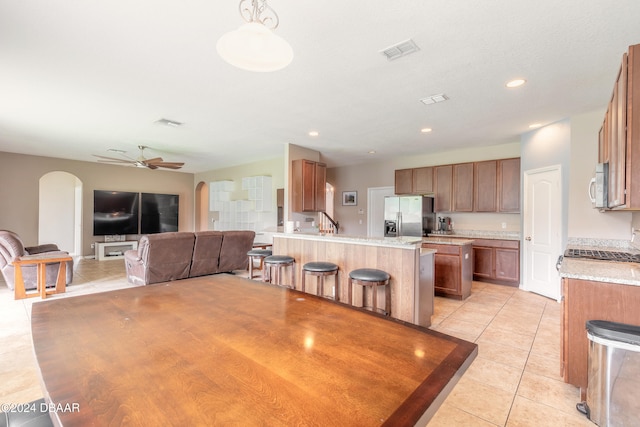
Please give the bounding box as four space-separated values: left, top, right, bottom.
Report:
367 186 395 237
523 165 562 300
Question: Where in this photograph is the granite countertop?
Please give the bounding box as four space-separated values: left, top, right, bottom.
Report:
274 232 423 249
559 257 640 287
422 237 475 246
428 230 521 241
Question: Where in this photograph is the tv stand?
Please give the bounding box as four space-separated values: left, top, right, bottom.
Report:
95 241 138 261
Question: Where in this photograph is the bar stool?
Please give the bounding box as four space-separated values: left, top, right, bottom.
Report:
247 249 272 279
263 255 296 289
301 262 339 301
348 268 391 315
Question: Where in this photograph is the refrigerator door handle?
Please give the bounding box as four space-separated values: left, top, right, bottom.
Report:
396 212 402 236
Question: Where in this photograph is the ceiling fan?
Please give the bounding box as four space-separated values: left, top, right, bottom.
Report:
93 145 184 170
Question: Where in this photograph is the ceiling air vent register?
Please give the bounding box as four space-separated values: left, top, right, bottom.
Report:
380 39 420 61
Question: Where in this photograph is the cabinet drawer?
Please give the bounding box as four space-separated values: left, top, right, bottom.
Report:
472 239 519 249
422 243 461 255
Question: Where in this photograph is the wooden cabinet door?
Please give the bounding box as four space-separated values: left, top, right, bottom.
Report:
474 160 497 212
453 163 474 212
495 248 519 282
498 158 521 212
301 160 316 212
433 253 460 296
472 246 494 280
413 167 434 194
434 165 452 212
315 163 326 212
608 55 628 208
395 169 413 194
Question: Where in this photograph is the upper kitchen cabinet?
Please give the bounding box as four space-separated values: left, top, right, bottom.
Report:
497 158 521 213
598 44 640 210
394 167 433 194
474 160 498 212
453 163 474 212
291 159 326 212
434 165 453 212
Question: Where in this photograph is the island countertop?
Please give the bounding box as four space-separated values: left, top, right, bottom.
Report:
274 232 424 249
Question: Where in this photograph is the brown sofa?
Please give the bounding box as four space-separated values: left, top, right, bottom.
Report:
124 230 255 285
0 230 74 291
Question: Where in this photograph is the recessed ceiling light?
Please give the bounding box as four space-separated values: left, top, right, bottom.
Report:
506 79 526 88
529 123 542 129
368 150 376 154
421 128 433 133
308 131 319 137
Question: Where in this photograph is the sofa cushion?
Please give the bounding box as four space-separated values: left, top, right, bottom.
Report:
190 231 224 277
218 231 255 272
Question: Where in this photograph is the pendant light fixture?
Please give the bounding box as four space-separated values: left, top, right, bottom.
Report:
216 0 293 72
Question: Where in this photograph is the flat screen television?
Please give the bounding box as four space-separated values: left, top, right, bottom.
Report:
141 193 179 234
93 190 140 236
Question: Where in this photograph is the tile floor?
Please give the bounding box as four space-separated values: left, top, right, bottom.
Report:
0 259 593 426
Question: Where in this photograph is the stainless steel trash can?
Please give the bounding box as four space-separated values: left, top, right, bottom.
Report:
580 320 640 426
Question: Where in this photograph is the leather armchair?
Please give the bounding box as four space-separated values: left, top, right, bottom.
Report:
0 230 73 291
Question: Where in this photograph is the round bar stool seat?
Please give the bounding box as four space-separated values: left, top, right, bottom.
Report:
301 262 339 301
263 255 296 289
348 268 391 315
247 249 272 279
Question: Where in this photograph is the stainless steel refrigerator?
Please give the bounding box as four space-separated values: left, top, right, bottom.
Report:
383 195 435 237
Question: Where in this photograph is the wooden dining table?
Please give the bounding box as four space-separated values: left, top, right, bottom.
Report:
31 274 477 426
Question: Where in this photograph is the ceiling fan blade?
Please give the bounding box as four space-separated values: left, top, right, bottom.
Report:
146 164 159 170
156 163 184 169
93 154 134 163
143 157 164 164
97 160 136 164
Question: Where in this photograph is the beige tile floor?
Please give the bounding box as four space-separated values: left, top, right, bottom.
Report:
0 259 593 426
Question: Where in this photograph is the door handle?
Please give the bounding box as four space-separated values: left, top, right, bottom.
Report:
525 236 532 241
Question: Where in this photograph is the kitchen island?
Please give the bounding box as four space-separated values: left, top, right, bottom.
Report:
422 237 474 300
272 233 435 327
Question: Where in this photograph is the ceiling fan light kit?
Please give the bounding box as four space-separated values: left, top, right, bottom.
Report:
217 0 293 72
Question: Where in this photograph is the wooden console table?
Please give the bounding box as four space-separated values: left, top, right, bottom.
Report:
12 254 71 300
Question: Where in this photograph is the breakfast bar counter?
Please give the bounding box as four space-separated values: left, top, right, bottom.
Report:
272 233 435 326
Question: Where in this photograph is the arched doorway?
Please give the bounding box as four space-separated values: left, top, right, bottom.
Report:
39 171 82 256
195 181 209 231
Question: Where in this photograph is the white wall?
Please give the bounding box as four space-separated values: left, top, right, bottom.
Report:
568 109 632 240
39 171 78 253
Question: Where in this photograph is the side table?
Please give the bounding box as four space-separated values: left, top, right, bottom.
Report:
12 254 72 300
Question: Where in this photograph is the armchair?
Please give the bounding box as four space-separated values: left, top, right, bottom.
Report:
0 230 74 291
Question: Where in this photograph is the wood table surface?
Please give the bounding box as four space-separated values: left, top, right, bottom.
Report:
31 274 477 426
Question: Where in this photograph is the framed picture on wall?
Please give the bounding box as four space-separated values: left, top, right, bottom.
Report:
342 191 357 206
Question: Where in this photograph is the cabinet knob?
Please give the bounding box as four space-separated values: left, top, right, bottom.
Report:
525 236 532 241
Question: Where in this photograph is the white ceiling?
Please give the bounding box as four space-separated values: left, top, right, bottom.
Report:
2 1 640 173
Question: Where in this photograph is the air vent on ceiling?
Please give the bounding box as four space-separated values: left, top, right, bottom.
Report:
380 39 420 61
420 94 449 105
155 118 184 127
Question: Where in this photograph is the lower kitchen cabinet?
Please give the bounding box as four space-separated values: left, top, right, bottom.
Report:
471 239 520 286
422 242 472 300
561 278 640 398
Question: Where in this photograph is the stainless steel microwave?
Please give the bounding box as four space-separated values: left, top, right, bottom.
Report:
589 162 608 209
